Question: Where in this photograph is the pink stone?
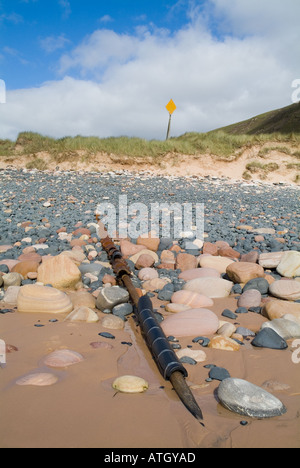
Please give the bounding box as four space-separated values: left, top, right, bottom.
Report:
161 308 219 338
226 262 264 284
11 260 40 279
203 242 219 256
171 290 214 308
120 239 145 257
238 289 262 309
215 240 230 249
0 259 20 271
160 250 176 265
43 349 84 368
135 254 155 269
18 252 42 263
102 274 117 286
72 227 91 236
22 246 36 254
0 245 13 253
218 246 241 259
179 267 220 281
16 373 58 387
138 268 159 281
175 253 197 271
241 251 259 263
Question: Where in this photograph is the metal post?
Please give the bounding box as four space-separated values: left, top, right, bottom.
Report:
166 113 172 140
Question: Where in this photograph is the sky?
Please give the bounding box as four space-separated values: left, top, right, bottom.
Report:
0 0 299 141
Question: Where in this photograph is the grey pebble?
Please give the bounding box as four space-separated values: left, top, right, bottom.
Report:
179 356 197 365
209 366 231 381
251 328 288 350
98 332 115 339
222 309 238 320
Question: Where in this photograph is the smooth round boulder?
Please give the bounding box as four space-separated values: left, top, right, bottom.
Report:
161 308 219 338
17 284 73 314
183 277 233 298
138 268 159 281
269 280 300 301
11 261 40 279
37 254 81 290
171 290 214 308
198 256 235 274
262 300 300 321
238 289 262 309
218 378 287 418
226 262 265 284
276 250 300 278
96 286 129 311
261 318 300 340
179 267 220 281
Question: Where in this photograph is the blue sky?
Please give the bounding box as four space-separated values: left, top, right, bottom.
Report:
1 0 206 89
0 0 299 140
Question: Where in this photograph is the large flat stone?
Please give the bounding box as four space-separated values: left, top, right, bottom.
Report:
218 378 287 418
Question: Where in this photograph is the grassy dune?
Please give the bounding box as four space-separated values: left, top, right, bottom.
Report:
1 129 300 163
0 103 300 183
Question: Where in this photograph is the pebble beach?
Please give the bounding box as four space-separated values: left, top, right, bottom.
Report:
0 167 300 448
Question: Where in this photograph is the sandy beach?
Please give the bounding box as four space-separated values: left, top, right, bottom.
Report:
1 294 299 448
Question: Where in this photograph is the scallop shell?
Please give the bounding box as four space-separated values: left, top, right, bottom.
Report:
16 372 58 386
44 349 84 368
112 375 149 394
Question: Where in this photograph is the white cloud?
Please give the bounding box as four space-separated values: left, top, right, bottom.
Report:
58 0 71 19
99 15 113 24
40 34 71 53
1 0 299 141
59 29 139 76
0 12 23 24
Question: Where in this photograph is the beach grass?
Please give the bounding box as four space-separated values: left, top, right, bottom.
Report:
1 130 300 166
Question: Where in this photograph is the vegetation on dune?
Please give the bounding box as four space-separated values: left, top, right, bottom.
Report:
0 103 300 181
1 128 300 164
217 102 300 135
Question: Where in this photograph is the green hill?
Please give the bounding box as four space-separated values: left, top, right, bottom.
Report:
214 102 300 135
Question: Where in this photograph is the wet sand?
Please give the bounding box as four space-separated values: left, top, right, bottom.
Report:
1 295 299 449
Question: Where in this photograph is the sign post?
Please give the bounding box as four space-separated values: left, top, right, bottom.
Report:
165 99 176 140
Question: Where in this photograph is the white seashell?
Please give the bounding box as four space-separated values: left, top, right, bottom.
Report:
112 375 149 393
44 349 84 368
16 372 58 386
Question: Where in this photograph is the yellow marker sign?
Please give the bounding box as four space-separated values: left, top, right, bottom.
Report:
166 99 176 115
